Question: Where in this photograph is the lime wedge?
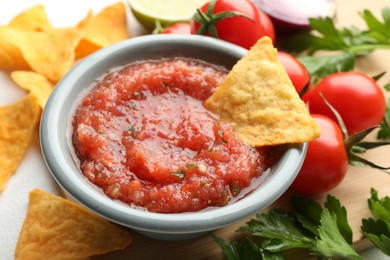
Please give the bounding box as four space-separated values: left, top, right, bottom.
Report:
128 0 208 30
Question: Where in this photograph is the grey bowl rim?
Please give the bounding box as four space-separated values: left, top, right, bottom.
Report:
40 34 307 235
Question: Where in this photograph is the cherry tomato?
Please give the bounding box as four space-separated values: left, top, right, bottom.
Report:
160 22 191 34
191 0 275 49
291 114 348 195
308 72 386 135
277 51 311 101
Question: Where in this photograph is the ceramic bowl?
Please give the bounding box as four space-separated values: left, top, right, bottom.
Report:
40 34 307 240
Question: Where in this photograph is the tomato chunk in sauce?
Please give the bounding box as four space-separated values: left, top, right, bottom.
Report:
72 58 270 213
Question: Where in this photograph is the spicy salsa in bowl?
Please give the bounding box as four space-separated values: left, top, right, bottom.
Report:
41 35 307 240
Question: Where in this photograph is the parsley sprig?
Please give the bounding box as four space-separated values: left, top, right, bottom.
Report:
283 7 390 83
362 188 390 256
213 195 362 259
214 190 390 259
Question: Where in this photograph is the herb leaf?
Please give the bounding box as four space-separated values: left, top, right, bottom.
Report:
284 7 390 81
291 196 322 237
239 209 315 251
214 195 366 259
324 195 353 244
361 189 390 256
361 218 390 255
315 210 362 259
212 234 285 260
367 188 390 224
298 52 355 85
285 9 390 55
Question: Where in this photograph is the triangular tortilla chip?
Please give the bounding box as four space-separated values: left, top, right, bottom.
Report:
15 189 132 259
0 94 40 191
76 2 129 58
17 27 86 82
0 26 85 82
0 26 30 70
205 37 320 146
8 5 52 32
11 71 54 108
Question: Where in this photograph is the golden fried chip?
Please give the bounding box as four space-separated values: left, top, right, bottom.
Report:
11 71 54 108
15 189 132 259
0 26 85 82
76 2 129 58
8 5 52 32
205 37 320 146
0 94 40 191
18 27 85 82
0 27 30 70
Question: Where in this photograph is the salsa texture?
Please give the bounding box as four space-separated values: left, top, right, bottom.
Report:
72 58 270 213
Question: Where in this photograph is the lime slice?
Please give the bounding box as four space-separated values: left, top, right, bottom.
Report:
128 0 208 30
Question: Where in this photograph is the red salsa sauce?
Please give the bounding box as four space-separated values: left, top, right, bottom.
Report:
72 58 271 213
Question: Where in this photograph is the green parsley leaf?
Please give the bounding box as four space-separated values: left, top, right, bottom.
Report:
286 9 390 55
324 195 353 244
284 17 361 54
361 189 390 256
212 235 261 260
360 8 390 38
361 218 390 255
367 188 390 224
214 195 365 259
291 196 323 237
283 7 390 81
314 210 363 259
239 209 315 251
298 52 355 84
212 234 285 260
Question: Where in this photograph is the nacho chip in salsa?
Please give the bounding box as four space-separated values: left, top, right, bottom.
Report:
205 37 320 146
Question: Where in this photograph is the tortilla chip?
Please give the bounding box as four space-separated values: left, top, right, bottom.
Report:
1 3 128 76
15 189 132 259
18 27 85 82
76 2 129 58
0 94 40 191
0 27 30 70
11 71 54 108
205 37 320 146
0 26 85 82
8 5 52 32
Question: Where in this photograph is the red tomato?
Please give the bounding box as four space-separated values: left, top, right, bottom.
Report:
277 51 311 101
191 0 275 49
161 22 191 34
308 72 386 135
291 114 348 195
